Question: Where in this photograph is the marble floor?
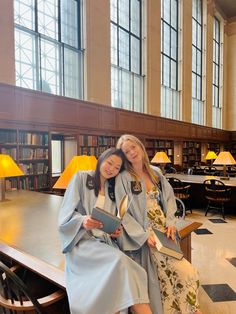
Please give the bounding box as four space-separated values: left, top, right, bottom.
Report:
189 209 236 314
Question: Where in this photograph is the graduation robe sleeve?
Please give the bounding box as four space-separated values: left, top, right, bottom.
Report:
58 171 88 253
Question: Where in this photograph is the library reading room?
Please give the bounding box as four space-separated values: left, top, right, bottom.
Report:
1 1 236 314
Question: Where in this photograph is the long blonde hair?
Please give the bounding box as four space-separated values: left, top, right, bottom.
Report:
116 134 158 184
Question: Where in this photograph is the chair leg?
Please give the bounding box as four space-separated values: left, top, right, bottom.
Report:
222 203 225 220
205 202 210 216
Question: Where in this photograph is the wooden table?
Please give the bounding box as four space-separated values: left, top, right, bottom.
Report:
0 190 66 288
166 173 236 187
0 190 201 285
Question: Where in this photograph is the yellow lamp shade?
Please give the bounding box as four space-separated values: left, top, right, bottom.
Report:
53 155 97 189
213 151 236 165
151 151 171 164
0 154 24 178
205 151 217 160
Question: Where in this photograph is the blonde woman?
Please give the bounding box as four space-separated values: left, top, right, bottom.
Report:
116 135 202 314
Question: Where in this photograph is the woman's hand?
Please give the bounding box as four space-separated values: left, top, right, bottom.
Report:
147 234 156 248
83 215 103 230
165 225 176 241
110 226 123 238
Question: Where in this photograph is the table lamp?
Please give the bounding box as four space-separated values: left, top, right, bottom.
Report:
0 154 24 201
53 155 97 189
151 151 171 173
205 151 217 165
213 151 236 180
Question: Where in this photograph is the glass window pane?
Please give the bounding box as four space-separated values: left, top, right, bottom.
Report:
192 20 196 46
171 0 177 29
131 0 140 36
61 0 78 48
64 48 83 99
38 0 58 40
171 29 177 59
111 24 118 65
197 75 201 99
14 0 35 30
131 37 140 74
121 71 131 110
119 29 129 70
40 38 60 94
111 66 120 107
197 24 202 48
133 75 143 112
163 0 170 23
192 0 197 19
119 0 129 29
52 140 62 175
110 0 118 23
192 73 196 98
163 23 170 56
163 55 170 87
192 48 196 72
171 60 176 89
15 28 38 90
196 50 201 74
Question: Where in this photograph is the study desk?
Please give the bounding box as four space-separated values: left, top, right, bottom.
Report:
0 190 66 288
0 189 201 285
166 173 236 211
166 173 236 187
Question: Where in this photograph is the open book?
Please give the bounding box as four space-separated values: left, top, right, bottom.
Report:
91 194 128 234
153 228 183 260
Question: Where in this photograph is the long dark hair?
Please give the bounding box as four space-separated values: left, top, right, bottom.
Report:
93 148 125 197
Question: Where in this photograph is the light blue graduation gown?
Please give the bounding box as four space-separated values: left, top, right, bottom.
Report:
58 170 150 314
115 166 177 314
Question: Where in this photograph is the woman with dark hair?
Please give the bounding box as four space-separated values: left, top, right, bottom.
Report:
58 148 152 314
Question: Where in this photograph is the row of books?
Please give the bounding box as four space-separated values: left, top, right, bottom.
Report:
145 140 173 148
19 132 49 146
19 162 49 175
19 148 48 160
79 146 113 156
0 131 17 144
19 175 49 190
0 147 17 159
79 135 117 146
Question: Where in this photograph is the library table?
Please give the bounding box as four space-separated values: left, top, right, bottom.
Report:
0 190 65 288
166 173 236 210
0 190 201 285
166 173 236 187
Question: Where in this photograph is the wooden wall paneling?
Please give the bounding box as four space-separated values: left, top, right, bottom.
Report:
0 84 18 121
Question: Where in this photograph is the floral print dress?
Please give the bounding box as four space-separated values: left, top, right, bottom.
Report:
146 188 200 314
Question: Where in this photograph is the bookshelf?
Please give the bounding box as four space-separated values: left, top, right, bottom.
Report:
78 134 117 157
0 128 50 191
182 141 201 169
145 138 174 163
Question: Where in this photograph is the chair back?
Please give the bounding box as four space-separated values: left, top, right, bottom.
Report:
203 179 231 200
0 261 43 313
0 262 67 314
203 166 217 175
175 197 185 219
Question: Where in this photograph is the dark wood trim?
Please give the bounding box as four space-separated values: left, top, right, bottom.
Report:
0 82 231 143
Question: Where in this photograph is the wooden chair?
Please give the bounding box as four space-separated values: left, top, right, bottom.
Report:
175 197 186 219
0 261 68 314
167 177 192 213
203 179 231 219
203 166 217 175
